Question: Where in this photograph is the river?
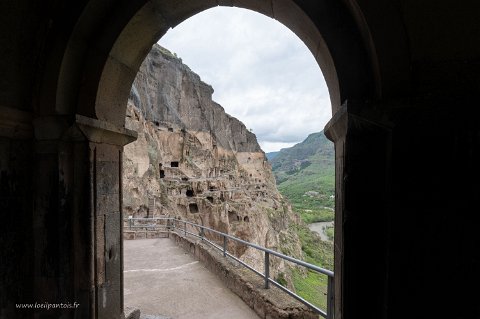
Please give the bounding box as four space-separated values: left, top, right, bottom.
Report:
308 221 334 241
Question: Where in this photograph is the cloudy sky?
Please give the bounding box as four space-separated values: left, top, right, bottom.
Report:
159 7 331 153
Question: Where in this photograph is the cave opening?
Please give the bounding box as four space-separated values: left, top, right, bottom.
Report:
189 203 199 214
228 211 238 223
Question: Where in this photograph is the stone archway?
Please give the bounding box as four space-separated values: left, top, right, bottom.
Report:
39 1 387 318
4 1 480 318
3 0 479 317
54 1 381 125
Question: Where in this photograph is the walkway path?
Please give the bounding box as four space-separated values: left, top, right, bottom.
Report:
124 238 260 319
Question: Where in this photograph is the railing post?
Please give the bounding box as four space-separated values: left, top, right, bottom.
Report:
264 252 270 289
200 227 204 240
184 221 187 237
128 216 132 230
327 275 334 319
223 236 227 257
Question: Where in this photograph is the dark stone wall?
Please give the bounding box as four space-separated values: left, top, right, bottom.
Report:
326 102 480 319
0 138 33 318
386 108 480 319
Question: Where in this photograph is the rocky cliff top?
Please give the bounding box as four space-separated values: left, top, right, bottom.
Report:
129 44 261 153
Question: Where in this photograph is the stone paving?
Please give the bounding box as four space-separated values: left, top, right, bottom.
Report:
124 238 260 319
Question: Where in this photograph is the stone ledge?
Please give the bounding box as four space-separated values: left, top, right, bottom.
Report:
76 114 137 146
123 230 169 240
170 232 318 319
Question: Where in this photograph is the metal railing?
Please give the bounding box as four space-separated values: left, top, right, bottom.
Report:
124 217 334 319
125 216 171 231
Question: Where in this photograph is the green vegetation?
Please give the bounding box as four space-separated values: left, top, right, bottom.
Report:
277 166 334 207
276 272 288 287
291 223 334 310
300 208 334 224
325 226 334 241
292 268 329 311
294 224 333 269
269 131 336 310
270 131 335 223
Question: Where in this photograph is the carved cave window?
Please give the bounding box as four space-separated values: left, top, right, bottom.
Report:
189 203 199 214
228 211 238 223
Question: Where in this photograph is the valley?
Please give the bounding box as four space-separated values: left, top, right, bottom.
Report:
269 131 336 309
269 131 335 224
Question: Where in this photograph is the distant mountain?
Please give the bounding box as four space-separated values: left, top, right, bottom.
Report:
270 131 335 223
266 151 279 160
271 131 334 181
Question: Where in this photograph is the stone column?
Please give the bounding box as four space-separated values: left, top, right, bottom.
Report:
33 114 136 319
326 100 480 319
325 102 393 319
0 106 34 319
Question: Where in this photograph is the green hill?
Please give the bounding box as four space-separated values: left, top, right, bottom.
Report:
265 151 279 160
270 131 335 223
270 131 335 306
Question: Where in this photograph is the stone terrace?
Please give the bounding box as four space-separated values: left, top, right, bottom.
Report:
124 238 260 319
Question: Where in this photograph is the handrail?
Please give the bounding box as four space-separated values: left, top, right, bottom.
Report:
180 219 334 277
124 216 334 319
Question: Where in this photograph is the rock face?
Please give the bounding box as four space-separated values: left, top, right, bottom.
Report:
123 45 302 276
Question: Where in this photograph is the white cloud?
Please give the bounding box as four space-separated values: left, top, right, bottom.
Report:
159 6 331 153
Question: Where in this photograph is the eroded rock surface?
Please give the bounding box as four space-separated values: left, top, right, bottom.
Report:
123 45 302 277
